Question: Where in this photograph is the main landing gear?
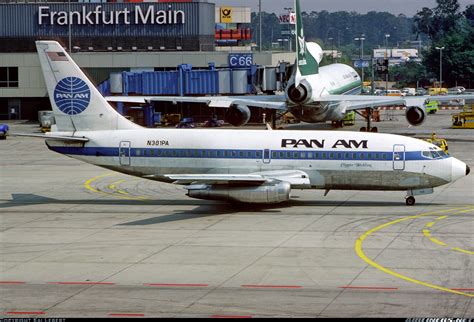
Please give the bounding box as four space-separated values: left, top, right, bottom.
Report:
356 108 378 133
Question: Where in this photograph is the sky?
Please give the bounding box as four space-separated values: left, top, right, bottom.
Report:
211 0 473 17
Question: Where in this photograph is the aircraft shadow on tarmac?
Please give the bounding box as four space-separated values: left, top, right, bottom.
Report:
1 193 444 225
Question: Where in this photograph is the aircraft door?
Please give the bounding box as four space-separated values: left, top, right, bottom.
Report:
263 149 271 164
119 141 131 166
393 144 405 170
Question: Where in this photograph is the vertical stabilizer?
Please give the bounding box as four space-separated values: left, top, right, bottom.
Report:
294 0 319 87
36 41 140 132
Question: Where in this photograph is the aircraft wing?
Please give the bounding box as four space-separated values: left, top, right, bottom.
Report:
312 93 474 111
145 170 311 187
106 95 287 110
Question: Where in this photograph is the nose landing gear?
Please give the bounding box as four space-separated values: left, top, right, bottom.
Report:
405 196 416 206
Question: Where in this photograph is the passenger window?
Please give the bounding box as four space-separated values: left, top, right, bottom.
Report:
329 153 334 159
301 152 306 158
279 152 284 158
307 152 313 159
256 152 262 158
293 152 298 158
322 153 327 159
375 153 379 159
352 153 357 159
136 150 141 156
345 153 349 159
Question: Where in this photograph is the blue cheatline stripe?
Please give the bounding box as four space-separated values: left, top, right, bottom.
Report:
49 146 450 162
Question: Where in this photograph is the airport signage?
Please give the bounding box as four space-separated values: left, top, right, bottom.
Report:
353 60 370 68
220 7 233 23
37 5 186 25
279 13 296 24
228 53 253 68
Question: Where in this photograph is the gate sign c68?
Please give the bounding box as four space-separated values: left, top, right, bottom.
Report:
229 54 253 68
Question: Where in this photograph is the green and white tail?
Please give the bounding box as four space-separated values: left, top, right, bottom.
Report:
36 41 140 132
294 0 320 87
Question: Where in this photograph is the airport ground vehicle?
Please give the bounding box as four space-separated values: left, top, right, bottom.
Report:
452 105 474 129
0 124 9 140
423 133 448 154
385 89 402 97
425 100 439 114
402 88 416 96
332 111 355 128
448 86 466 94
38 110 55 132
429 87 448 95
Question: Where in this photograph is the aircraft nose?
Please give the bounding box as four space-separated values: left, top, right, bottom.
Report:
451 158 469 182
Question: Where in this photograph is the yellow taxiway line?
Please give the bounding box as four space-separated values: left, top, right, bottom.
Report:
355 206 474 297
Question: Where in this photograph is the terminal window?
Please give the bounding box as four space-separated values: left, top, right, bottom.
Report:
0 67 18 88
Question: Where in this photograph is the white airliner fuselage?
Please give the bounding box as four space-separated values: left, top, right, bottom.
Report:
46 129 468 204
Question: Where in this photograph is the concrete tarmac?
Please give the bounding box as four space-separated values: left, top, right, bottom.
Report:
1 111 473 318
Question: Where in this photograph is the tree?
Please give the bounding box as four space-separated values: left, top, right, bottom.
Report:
414 0 462 40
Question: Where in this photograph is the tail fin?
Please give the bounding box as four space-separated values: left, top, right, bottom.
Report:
36 41 140 132
294 0 319 87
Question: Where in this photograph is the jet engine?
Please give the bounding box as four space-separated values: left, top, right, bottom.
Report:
186 182 291 204
225 104 251 127
405 105 427 126
287 81 313 105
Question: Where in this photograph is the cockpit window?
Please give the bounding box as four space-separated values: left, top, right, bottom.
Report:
422 151 432 159
422 150 447 159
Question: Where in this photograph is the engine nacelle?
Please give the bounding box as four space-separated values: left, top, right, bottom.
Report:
186 182 291 204
286 82 313 105
225 104 251 127
405 106 427 126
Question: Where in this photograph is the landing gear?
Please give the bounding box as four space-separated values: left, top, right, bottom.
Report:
405 196 416 206
356 108 379 132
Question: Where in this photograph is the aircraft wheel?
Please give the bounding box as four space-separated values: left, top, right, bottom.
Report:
406 196 416 206
371 127 378 133
360 127 367 132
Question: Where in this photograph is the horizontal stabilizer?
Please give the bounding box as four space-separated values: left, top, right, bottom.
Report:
11 133 89 142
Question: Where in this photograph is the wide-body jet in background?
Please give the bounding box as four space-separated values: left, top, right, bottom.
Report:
106 0 474 131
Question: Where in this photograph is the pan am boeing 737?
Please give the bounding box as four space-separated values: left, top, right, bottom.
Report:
106 0 474 130
17 40 470 206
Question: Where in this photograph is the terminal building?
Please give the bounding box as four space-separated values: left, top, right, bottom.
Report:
0 0 295 124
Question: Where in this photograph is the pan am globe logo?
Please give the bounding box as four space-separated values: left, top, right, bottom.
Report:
54 77 91 115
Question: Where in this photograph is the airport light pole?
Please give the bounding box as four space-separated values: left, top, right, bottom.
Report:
284 7 293 52
355 36 365 87
259 0 262 52
385 33 390 94
436 46 445 94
